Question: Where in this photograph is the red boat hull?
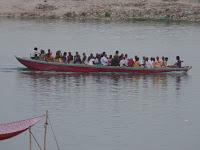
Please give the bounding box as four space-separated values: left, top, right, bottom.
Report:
0 115 44 140
0 129 27 140
16 57 192 74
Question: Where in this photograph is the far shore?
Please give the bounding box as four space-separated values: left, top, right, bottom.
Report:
1 0 200 22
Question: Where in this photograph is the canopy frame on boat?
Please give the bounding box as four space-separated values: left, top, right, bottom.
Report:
0 115 45 141
0 112 48 150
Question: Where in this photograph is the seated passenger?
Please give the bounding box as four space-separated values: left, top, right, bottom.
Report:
88 53 94 62
111 50 120 66
150 57 155 68
88 58 95 65
144 57 152 68
55 50 62 62
82 53 87 64
164 57 168 67
74 52 81 64
124 54 128 67
62 52 67 63
161 56 168 68
141 56 146 67
133 56 141 68
174 56 183 68
31 47 39 60
94 53 101 65
120 57 127 67
108 55 112 66
119 53 124 61
128 58 134 67
101 52 106 58
154 56 161 68
67 52 73 63
39 49 46 61
160 56 164 66
45 49 54 61
100 53 108 66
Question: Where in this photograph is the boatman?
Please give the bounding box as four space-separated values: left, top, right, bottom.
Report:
174 56 183 68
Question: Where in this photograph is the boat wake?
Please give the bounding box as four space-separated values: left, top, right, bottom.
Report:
0 67 29 73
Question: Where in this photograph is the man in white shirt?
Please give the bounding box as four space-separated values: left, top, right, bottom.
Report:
141 56 146 67
31 47 39 59
100 53 108 66
145 57 152 68
149 57 155 68
88 58 95 65
120 57 127 67
124 54 129 67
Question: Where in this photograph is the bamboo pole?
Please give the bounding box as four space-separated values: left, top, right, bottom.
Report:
29 128 32 150
44 111 48 150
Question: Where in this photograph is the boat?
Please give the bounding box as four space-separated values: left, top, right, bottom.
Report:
0 111 60 150
0 115 44 140
16 56 192 74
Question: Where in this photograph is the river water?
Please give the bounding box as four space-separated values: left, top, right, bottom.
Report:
0 19 200 150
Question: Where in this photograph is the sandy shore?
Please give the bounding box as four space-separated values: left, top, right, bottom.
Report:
1 0 200 22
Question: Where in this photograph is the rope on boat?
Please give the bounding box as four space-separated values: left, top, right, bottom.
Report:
29 129 43 150
48 117 61 150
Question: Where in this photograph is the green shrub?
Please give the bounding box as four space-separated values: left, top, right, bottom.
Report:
81 12 86 17
105 11 111 18
64 12 72 17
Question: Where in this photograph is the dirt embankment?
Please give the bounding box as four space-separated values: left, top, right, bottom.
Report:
1 0 200 22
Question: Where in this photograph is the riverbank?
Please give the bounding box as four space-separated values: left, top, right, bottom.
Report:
1 0 200 22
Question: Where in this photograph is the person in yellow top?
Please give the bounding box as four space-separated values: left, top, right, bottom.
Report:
54 50 63 63
161 56 168 68
133 56 141 68
45 49 54 62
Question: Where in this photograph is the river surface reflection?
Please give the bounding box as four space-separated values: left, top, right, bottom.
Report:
17 70 188 95
0 19 200 150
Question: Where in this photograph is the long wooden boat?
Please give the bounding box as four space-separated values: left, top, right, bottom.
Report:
16 56 192 74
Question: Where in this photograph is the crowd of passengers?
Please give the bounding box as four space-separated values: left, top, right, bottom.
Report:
31 47 183 68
